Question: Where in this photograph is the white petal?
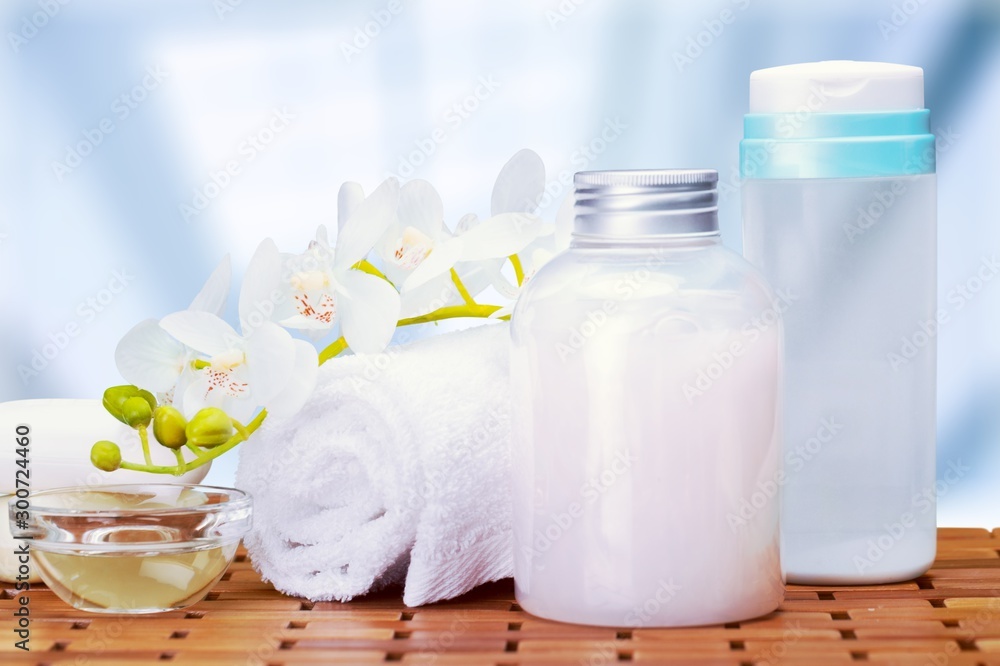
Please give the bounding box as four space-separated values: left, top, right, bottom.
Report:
335 177 400 269
337 182 365 235
398 259 498 317
239 238 283 335
490 271 520 300
397 180 445 239
277 314 336 331
337 270 401 353
179 374 222 419
115 319 186 392
530 247 557 273
168 366 198 409
455 258 502 300
491 149 545 216
224 399 257 424
265 340 318 418
489 305 513 320
179 377 256 424
315 225 330 248
189 255 231 316
244 321 296 406
402 237 463 291
458 213 547 261
160 311 241 357
554 192 575 250
455 213 479 234
399 272 460 317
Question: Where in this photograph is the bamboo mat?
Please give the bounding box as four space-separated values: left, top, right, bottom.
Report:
2 527 999 665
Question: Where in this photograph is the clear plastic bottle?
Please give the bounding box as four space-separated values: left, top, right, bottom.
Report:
510 169 784 627
740 61 937 584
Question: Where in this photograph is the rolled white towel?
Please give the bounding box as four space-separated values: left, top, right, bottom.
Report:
236 322 512 606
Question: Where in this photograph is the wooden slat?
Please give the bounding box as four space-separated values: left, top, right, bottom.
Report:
0 527 996 664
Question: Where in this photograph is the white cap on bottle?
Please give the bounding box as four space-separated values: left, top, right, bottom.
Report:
749 60 924 113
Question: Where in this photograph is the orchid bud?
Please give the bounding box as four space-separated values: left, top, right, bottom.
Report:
153 406 188 449
102 386 134 423
185 407 234 448
91 441 122 472
136 389 157 412
122 397 153 429
103 385 157 424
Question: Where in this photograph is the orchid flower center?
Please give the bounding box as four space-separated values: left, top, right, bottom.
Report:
391 226 434 270
210 349 246 370
287 269 338 325
205 349 249 398
290 270 331 292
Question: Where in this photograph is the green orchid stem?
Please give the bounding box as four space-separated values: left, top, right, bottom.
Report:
397 303 504 327
318 337 349 364
318 303 507 365
118 409 268 475
232 418 250 440
450 268 476 306
138 425 152 466
510 254 525 287
353 259 392 285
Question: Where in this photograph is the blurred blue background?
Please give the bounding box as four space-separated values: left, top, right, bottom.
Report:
1 0 997 526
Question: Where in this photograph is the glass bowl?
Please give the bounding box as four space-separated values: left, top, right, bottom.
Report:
8 484 251 614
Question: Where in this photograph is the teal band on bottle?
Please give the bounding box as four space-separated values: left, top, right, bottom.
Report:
740 110 936 179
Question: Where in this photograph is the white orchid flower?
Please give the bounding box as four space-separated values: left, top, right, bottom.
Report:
158 309 316 423
377 179 448 286
365 180 492 317
491 190 574 302
242 178 402 353
401 150 550 293
115 255 232 402
115 254 318 422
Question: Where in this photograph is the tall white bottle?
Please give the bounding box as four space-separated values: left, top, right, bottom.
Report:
511 170 784 626
741 61 937 584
